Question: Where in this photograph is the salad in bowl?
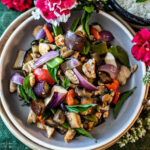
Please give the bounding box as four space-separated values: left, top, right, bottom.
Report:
9 16 137 143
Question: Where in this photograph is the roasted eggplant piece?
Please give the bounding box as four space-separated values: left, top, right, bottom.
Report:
33 81 50 98
45 126 55 138
46 118 67 134
53 109 65 125
27 109 37 124
23 49 33 64
31 100 45 116
64 129 76 143
65 31 85 51
13 50 26 70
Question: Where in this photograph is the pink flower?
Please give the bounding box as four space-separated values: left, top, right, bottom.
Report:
131 29 150 66
34 0 77 26
1 0 32 12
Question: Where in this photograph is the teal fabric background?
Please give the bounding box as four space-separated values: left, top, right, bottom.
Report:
0 2 149 150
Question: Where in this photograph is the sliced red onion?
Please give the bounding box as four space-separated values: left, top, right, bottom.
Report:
33 81 50 98
60 58 79 73
98 64 118 79
73 68 98 91
36 23 52 40
99 31 114 42
11 73 24 85
44 86 67 108
34 51 59 68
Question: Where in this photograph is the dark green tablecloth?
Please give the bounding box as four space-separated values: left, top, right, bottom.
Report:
0 2 149 150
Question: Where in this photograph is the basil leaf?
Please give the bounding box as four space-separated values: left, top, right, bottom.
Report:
62 76 70 90
136 0 147 2
62 122 70 129
23 75 37 101
52 25 63 36
82 115 98 123
75 128 97 142
92 42 108 55
81 11 92 37
47 65 59 83
70 18 80 32
108 46 130 68
42 108 52 121
113 87 136 119
18 85 30 106
65 104 97 113
82 38 91 55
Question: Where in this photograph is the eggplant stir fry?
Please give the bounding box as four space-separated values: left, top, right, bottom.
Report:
10 19 137 143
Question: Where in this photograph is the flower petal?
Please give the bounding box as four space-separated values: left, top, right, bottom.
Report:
139 28 150 41
49 0 61 11
131 45 140 60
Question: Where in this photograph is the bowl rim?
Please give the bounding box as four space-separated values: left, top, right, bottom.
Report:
110 0 150 25
0 10 149 150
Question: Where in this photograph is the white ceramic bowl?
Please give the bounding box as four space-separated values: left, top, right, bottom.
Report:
0 11 147 150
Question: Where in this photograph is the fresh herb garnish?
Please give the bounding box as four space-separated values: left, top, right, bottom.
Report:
42 108 52 120
62 122 70 129
82 115 98 123
113 87 136 119
62 76 70 90
82 38 91 55
18 85 30 106
136 0 147 2
65 104 97 113
108 46 130 68
70 17 80 32
23 75 37 101
75 127 97 142
81 10 92 37
52 25 63 36
51 108 57 114
39 38 45 43
143 67 150 84
47 65 59 83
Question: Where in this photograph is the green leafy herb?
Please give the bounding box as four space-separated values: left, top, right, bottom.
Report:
92 42 108 55
62 77 70 90
23 75 37 101
143 67 150 84
42 108 52 121
65 104 97 113
113 87 136 119
136 0 147 2
82 115 98 123
18 85 30 106
70 18 80 32
52 25 63 36
83 5 94 13
75 127 97 142
47 65 59 83
62 122 70 129
82 38 91 55
39 38 45 43
81 10 92 37
47 57 63 68
108 46 130 68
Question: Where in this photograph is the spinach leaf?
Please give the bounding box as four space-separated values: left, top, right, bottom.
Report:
82 38 91 55
65 104 97 113
92 42 108 55
42 108 52 121
23 75 37 101
81 10 92 37
75 127 97 142
47 65 59 83
113 87 136 119
18 85 30 106
108 46 130 68
52 25 63 36
70 18 80 32
62 76 70 90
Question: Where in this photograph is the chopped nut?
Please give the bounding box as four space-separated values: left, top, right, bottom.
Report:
102 94 113 104
94 84 106 95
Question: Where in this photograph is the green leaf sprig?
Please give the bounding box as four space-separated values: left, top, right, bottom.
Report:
70 18 80 32
65 104 97 113
62 76 70 90
82 38 91 55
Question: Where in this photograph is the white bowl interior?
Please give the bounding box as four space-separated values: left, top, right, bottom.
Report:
0 11 146 150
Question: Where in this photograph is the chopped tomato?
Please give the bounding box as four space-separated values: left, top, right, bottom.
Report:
66 89 75 106
33 68 55 84
106 79 119 91
37 114 46 125
113 90 120 104
90 27 101 40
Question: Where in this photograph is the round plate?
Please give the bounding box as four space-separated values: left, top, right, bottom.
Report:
0 10 148 150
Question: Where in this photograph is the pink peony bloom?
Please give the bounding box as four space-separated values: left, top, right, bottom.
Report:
131 29 150 66
1 0 32 12
34 0 77 26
